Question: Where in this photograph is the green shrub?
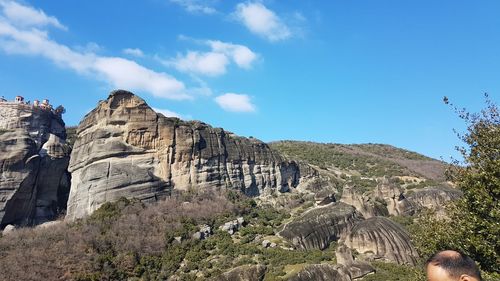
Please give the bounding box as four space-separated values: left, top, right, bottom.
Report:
362 261 425 281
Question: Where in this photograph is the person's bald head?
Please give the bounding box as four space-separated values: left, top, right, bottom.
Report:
426 250 482 281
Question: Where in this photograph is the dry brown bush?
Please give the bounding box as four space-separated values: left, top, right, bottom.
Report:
0 189 235 281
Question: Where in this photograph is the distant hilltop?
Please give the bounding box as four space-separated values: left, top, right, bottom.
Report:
0 95 65 116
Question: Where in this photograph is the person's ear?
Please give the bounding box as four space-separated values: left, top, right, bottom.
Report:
459 274 477 281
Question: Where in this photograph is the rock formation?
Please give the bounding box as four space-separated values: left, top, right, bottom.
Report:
340 186 390 218
345 217 419 265
288 264 351 281
0 102 70 227
280 202 363 250
215 264 266 281
397 187 462 216
66 90 311 220
335 243 375 279
341 180 461 218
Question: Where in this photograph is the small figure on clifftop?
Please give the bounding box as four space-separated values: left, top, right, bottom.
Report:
15 95 24 103
41 99 50 109
54 105 66 116
426 250 482 281
0 96 6 102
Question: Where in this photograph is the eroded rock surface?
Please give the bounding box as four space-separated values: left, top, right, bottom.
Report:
397 187 462 216
340 185 391 218
0 102 70 227
345 217 419 265
67 90 311 220
341 179 460 218
280 202 363 250
335 243 375 279
288 264 351 281
215 264 266 281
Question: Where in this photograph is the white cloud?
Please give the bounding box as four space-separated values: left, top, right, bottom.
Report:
0 21 94 73
215 93 255 113
152 107 182 118
0 1 191 100
169 51 229 76
170 0 216 14
164 39 258 76
122 48 144 57
94 57 188 99
234 2 291 42
208 40 257 69
188 76 213 96
0 0 67 30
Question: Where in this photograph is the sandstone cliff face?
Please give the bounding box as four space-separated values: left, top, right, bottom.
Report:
280 202 363 250
345 217 419 265
66 90 308 220
0 103 70 227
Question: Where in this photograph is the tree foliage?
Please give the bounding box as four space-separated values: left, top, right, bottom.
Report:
411 94 499 276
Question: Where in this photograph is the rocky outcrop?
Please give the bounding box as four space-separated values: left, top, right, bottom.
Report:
66 90 311 220
0 102 66 143
0 103 70 227
288 264 351 281
219 217 245 235
397 187 462 216
340 186 390 218
216 264 266 281
341 179 460 218
345 217 419 265
335 243 375 279
280 202 363 250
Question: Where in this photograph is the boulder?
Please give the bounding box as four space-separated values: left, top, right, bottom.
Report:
345 217 419 265
192 224 212 240
262 240 271 248
66 90 313 220
280 202 363 250
2 224 16 235
219 217 245 235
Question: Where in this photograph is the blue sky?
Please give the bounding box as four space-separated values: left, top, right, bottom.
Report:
0 0 499 161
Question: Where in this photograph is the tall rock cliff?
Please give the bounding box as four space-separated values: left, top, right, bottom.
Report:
0 102 70 227
66 90 308 220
